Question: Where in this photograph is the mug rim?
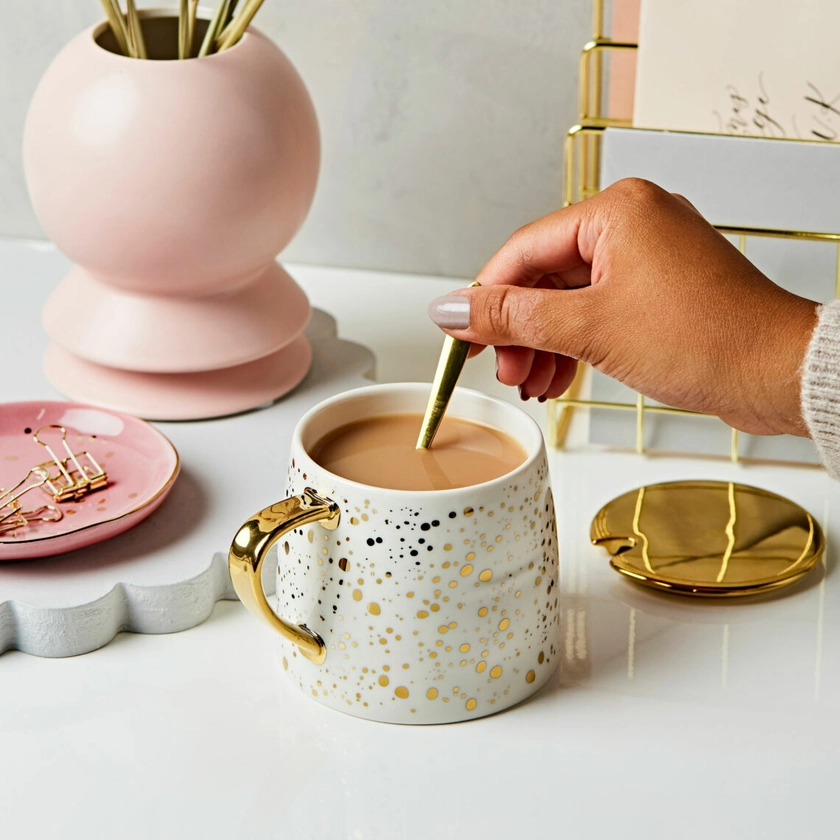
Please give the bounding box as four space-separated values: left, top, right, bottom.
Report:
292 382 546 497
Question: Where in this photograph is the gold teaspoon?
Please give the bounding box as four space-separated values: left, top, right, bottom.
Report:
416 282 479 450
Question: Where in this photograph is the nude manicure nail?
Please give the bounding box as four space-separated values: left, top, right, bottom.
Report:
428 295 470 329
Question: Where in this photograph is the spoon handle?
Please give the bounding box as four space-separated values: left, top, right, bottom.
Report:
416 282 479 450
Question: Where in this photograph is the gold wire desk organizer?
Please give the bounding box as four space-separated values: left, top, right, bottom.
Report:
549 0 839 467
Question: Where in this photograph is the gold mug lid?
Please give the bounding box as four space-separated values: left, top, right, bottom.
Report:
591 479 824 597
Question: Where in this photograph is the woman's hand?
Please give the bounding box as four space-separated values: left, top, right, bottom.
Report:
428 178 818 437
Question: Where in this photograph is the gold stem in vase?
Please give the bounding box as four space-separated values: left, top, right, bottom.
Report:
215 0 266 52
99 0 130 56
416 281 480 450
125 0 147 59
198 0 231 57
186 0 199 57
113 0 137 58
226 0 241 27
178 0 189 58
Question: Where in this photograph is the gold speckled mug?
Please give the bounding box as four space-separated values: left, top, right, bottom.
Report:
228 383 560 724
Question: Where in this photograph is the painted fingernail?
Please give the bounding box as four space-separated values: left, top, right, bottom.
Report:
519 387 529 401
538 395 547 404
495 356 501 381
428 295 470 329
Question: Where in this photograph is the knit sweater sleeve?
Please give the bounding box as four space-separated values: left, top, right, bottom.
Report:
802 298 840 479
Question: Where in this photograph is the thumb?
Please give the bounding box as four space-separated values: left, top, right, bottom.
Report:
427 284 594 359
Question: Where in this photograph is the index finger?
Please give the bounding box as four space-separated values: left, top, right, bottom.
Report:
475 199 596 289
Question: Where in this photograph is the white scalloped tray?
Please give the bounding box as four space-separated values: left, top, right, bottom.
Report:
0 241 374 657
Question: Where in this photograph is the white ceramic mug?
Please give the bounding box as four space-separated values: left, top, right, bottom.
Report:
229 383 560 724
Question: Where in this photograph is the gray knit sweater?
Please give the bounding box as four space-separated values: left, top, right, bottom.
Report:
803 298 840 478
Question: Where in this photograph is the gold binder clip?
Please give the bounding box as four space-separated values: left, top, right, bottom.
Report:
20 505 63 525
0 502 63 535
0 466 51 531
0 513 26 534
33 425 108 502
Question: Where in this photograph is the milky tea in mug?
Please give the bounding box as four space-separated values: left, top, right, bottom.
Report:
309 412 527 491
228 383 560 724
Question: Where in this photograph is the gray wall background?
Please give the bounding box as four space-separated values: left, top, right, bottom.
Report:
0 1 592 278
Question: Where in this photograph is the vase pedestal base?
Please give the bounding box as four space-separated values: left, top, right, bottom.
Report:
43 336 313 421
43 262 311 374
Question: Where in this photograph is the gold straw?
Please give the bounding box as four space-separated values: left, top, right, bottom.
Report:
215 0 265 52
198 0 231 57
99 0 130 56
416 282 480 450
125 0 147 59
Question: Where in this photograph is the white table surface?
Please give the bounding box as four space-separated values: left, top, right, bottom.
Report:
2 245 839 839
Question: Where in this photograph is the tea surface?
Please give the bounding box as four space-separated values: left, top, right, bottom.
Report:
309 412 527 491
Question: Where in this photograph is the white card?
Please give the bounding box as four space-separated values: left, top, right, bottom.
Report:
634 0 840 142
599 127 840 236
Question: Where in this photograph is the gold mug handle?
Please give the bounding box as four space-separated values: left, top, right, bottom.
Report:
228 487 340 665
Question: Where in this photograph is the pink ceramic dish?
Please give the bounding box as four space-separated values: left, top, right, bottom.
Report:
0 402 179 560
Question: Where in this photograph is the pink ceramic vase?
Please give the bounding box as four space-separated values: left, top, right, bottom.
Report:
23 10 319 419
